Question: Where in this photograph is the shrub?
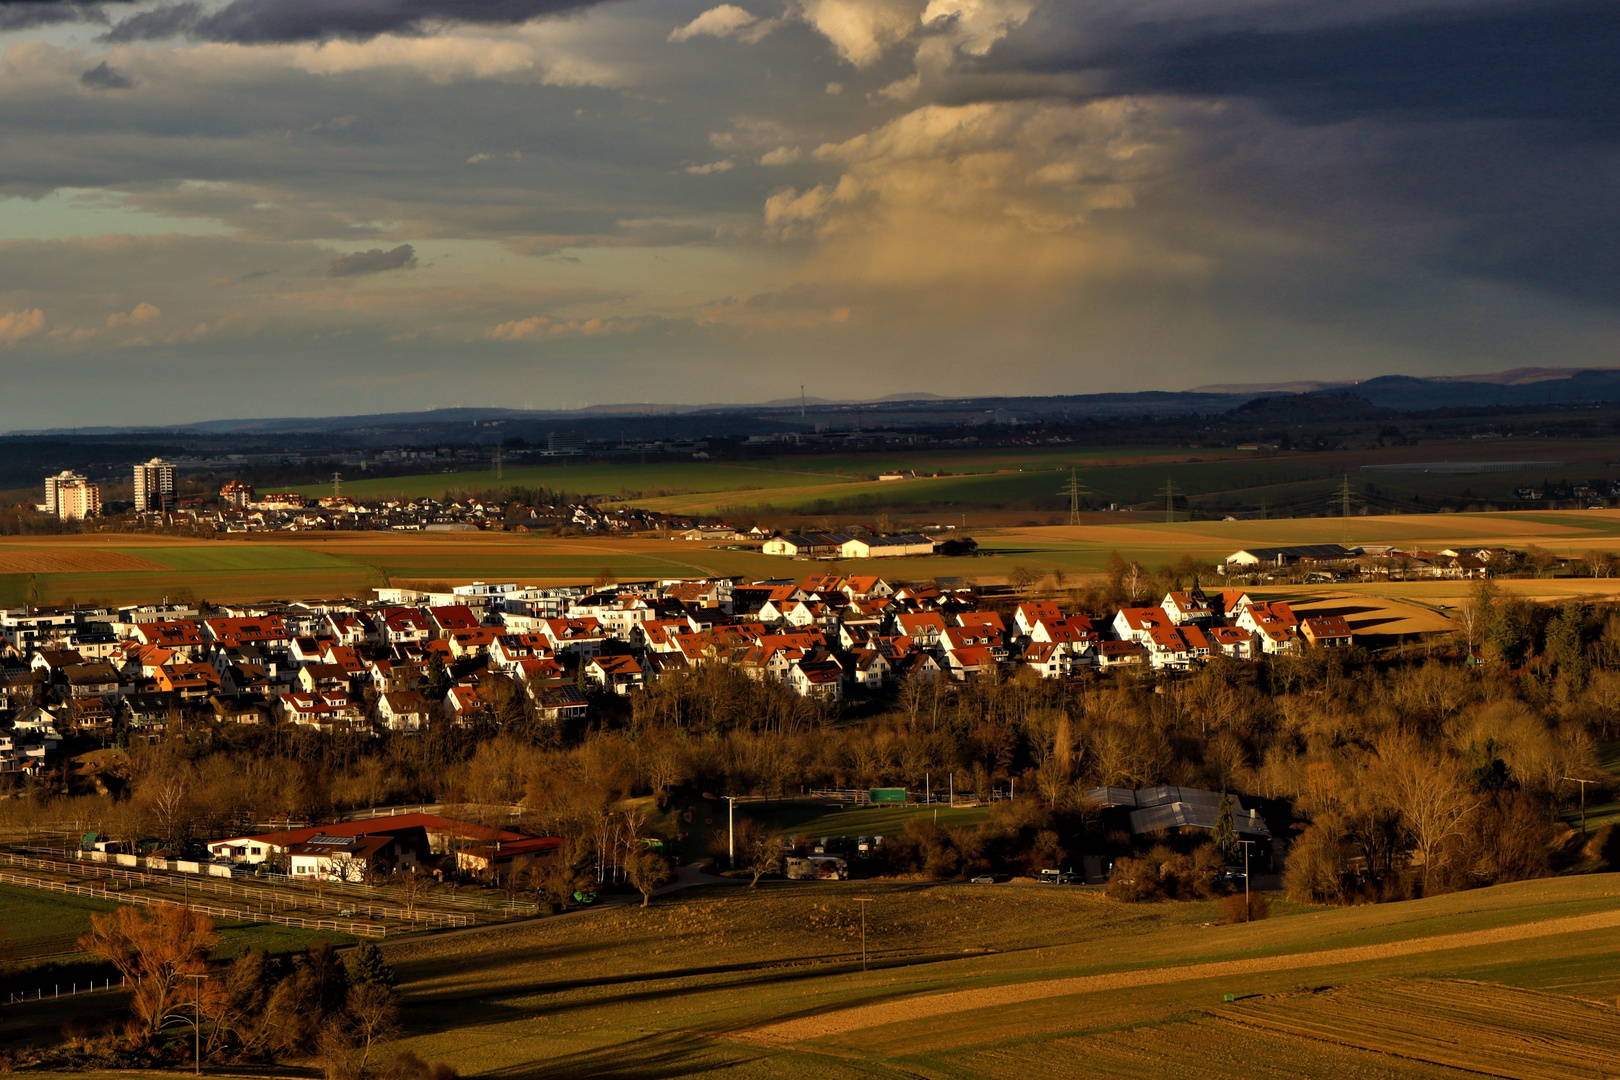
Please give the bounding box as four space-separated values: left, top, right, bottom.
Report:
1220 891 1270 923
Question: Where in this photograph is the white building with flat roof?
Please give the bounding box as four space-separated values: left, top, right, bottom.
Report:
133 458 177 513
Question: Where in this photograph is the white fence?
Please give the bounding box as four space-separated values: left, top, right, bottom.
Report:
6 976 124 1007
0 870 387 938
0 853 469 927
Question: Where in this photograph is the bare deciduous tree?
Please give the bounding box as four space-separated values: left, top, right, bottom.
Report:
1376 736 1478 891
79 905 218 1040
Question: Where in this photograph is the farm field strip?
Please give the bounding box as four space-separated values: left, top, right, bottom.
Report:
8 509 1620 605
742 905 1620 1044
368 877 1620 1080
1219 979 1620 1080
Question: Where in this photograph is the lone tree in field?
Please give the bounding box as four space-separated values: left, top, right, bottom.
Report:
735 819 784 887
80 904 218 1041
625 849 671 907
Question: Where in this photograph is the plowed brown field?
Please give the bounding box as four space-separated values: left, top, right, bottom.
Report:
0 548 164 573
1221 978 1620 1080
742 907 1620 1044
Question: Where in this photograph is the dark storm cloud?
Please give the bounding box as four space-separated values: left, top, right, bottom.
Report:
0 0 118 30
79 60 134 90
1131 2 1619 131
103 0 613 43
974 0 1620 308
329 244 417 276
988 1 1616 130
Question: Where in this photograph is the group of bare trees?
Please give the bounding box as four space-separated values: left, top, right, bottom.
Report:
74 906 448 1080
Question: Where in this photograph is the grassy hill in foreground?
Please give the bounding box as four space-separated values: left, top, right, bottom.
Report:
9 875 1620 1077
366 874 1620 1079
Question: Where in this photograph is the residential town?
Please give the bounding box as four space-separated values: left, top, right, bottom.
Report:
0 556 1362 780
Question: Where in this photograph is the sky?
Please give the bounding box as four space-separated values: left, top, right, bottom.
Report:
0 0 1616 428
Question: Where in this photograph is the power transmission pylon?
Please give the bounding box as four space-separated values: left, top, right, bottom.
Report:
494 445 503 481
331 472 342 498
1340 474 1355 544
1162 477 1179 523
1059 467 1089 526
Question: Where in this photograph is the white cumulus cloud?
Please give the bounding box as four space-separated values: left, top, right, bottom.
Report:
0 308 46 347
669 5 782 45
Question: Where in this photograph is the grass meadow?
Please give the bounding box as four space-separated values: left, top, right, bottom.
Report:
7 863 1620 1077
358 873 1620 1079
280 438 1620 520
0 882 357 972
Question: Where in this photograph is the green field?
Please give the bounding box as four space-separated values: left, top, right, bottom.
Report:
360 874 1620 1079
0 883 357 972
121 546 355 572
0 884 119 965
289 447 1204 503
280 440 1620 520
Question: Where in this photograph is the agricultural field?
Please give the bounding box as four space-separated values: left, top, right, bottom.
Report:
288 446 1206 504
12 509 1620 611
0 884 119 968
278 438 1620 520
361 874 1620 1079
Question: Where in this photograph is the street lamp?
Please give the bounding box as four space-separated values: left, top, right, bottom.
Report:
1562 777 1597 836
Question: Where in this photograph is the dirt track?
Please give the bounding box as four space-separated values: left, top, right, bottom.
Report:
741 906 1620 1044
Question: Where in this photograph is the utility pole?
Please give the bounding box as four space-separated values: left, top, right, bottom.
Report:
1563 776 1596 835
186 972 208 1074
1340 474 1354 544
854 897 874 971
1162 477 1178 523
1059 467 1088 526
1237 840 1256 922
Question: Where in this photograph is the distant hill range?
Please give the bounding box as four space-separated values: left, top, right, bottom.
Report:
12 367 1620 439
1194 368 1620 411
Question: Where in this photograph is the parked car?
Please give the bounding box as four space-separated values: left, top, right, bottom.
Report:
970 875 995 884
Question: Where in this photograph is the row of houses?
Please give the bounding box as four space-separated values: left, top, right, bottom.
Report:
0 573 1355 765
